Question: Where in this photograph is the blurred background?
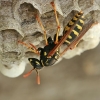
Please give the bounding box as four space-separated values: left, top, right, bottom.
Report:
0 44 100 100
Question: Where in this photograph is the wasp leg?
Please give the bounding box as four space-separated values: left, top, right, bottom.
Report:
60 20 95 57
35 15 48 45
48 11 84 57
23 68 40 85
29 43 38 52
23 69 34 78
48 22 76 57
51 2 60 44
69 39 80 50
18 40 39 54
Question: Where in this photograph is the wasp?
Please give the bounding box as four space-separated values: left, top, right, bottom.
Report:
18 2 95 84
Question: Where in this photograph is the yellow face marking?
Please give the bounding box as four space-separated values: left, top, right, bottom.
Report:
73 16 77 21
36 61 40 65
55 56 58 59
65 40 70 44
76 24 82 30
44 52 47 56
69 21 74 25
65 26 70 31
29 59 32 62
79 19 84 24
72 30 79 36
68 35 72 39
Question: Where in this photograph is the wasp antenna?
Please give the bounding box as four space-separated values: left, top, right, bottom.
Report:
36 70 40 85
18 40 39 54
23 69 34 78
29 43 37 50
37 74 40 85
29 43 39 54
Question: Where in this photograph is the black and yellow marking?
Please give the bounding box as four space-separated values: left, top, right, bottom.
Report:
76 24 82 30
73 16 78 21
64 40 70 44
79 19 84 24
55 51 60 58
63 11 84 34
69 20 74 26
75 13 81 17
64 26 70 31
36 61 40 65
62 11 85 45
56 51 60 56
75 11 83 17
68 35 72 39
29 59 32 62
74 11 83 18
54 56 58 60
44 52 47 56
72 30 79 36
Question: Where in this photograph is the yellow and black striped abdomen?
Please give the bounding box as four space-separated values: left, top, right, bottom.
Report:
63 11 85 45
63 11 84 34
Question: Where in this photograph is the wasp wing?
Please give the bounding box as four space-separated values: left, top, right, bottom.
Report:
48 12 84 57
60 20 95 57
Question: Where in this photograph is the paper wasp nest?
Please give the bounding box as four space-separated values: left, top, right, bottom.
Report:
0 0 100 77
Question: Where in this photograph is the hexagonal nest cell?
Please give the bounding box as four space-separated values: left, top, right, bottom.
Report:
18 2 39 26
0 0 100 77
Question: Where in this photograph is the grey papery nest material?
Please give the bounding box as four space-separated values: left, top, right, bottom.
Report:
0 0 100 77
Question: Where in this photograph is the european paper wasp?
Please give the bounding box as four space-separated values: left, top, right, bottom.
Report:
18 2 94 84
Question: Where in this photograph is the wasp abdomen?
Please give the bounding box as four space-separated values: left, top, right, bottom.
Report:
63 11 85 45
